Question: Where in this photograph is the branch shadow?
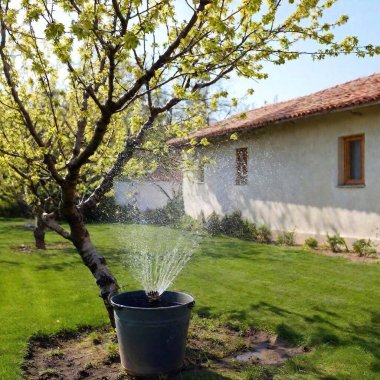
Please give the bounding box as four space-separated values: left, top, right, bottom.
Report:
221 300 380 377
35 262 77 271
0 259 21 266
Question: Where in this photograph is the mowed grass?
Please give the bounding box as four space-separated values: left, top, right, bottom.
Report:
0 219 380 379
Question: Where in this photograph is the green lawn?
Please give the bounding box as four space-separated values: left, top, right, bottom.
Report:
0 218 379 379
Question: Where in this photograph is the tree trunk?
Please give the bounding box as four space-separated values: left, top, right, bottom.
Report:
72 232 119 327
63 202 120 327
60 162 120 326
34 213 46 250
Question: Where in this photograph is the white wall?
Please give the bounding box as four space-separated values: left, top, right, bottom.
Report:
183 105 380 243
115 180 180 211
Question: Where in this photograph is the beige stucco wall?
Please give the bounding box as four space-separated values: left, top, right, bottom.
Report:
115 180 180 211
183 104 380 243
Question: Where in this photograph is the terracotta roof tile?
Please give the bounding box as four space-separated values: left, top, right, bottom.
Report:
169 73 380 146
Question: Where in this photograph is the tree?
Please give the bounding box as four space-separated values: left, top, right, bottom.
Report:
0 0 377 325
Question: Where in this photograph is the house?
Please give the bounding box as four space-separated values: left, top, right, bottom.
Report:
115 166 181 211
169 73 380 244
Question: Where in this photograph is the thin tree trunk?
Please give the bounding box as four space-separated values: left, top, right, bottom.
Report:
72 232 119 327
63 202 119 327
34 213 46 250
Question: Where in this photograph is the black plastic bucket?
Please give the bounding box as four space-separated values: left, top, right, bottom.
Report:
110 290 194 377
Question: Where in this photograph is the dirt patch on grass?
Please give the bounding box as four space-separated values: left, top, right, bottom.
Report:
12 242 71 254
315 249 379 264
12 244 33 253
23 318 308 380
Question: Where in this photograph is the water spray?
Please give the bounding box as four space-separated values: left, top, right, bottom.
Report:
124 228 201 301
147 290 161 304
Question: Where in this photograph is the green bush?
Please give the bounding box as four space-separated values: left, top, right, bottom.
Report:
159 191 185 224
220 211 241 236
352 239 377 257
84 197 139 223
177 214 194 231
277 229 296 246
177 214 203 231
205 212 222 236
0 199 29 218
304 237 318 250
141 191 185 226
218 211 257 240
326 233 348 253
204 211 257 240
242 220 258 241
85 191 185 226
256 224 272 244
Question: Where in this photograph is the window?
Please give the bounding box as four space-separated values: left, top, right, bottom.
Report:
342 134 365 185
236 148 248 185
197 163 205 183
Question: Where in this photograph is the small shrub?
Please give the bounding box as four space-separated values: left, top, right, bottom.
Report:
177 214 203 231
352 239 377 257
159 191 185 225
277 228 296 246
139 191 185 226
220 211 257 240
256 224 272 244
84 191 185 225
304 237 318 250
220 211 243 236
142 208 169 225
242 220 258 241
84 197 140 223
326 233 348 253
205 212 222 236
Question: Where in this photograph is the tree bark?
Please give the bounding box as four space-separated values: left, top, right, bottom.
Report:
34 213 46 250
62 193 119 326
72 231 119 327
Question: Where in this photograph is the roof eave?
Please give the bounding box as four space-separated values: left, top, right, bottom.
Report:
168 99 380 148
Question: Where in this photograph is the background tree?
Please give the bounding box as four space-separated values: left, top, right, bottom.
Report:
0 0 377 325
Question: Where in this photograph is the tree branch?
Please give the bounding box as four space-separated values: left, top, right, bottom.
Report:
42 212 72 241
113 0 211 112
80 96 181 210
0 17 64 185
72 92 89 157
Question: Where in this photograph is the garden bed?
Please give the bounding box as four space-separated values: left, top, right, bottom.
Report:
23 317 308 380
314 249 380 263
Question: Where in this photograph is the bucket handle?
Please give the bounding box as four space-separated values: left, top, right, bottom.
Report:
188 300 195 309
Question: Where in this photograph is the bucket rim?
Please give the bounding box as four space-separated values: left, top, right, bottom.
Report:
110 290 195 310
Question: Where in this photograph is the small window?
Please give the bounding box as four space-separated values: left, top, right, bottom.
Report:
236 148 248 185
197 163 205 183
343 134 365 185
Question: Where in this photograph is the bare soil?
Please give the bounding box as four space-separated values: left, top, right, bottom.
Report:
12 244 33 253
315 249 379 263
23 318 308 380
12 242 70 254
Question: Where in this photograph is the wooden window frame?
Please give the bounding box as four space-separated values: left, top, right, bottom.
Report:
343 134 365 185
236 147 248 185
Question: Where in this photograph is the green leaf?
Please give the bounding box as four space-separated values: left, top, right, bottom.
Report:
45 22 65 40
123 32 139 50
